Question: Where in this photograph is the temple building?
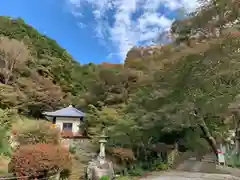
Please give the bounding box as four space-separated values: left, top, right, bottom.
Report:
43 105 85 137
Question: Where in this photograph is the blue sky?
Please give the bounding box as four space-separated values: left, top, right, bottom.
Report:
0 0 198 64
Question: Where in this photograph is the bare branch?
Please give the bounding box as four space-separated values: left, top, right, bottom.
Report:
0 36 29 84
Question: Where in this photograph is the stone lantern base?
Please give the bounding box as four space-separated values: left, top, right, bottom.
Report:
86 159 114 180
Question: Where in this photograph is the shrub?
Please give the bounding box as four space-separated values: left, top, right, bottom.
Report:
100 175 111 180
226 153 240 168
0 127 12 157
13 120 60 145
127 166 145 176
69 145 77 154
108 148 136 163
0 108 17 130
9 144 72 179
155 163 169 171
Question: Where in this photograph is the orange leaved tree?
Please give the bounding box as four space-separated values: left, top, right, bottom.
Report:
9 144 72 179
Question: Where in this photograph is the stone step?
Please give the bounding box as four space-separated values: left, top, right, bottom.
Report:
176 160 198 171
175 161 190 171
201 155 216 163
191 162 203 172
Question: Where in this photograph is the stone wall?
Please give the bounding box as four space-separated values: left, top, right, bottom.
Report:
68 138 97 164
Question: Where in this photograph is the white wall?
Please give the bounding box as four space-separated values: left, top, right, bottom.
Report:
55 117 81 134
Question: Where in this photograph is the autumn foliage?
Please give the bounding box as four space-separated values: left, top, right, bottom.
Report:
9 144 72 179
108 148 136 163
13 120 60 145
0 0 239 173
0 36 30 84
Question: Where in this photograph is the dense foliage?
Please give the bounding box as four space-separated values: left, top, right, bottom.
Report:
0 0 240 175
0 109 17 157
13 120 60 145
9 144 72 179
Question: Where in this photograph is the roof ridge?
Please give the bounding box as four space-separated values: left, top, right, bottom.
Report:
42 106 85 117
70 106 85 115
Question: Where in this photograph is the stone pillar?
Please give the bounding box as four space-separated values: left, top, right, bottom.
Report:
98 135 107 165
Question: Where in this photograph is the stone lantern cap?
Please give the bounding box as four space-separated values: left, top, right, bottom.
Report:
99 139 107 143
99 134 108 138
99 134 108 142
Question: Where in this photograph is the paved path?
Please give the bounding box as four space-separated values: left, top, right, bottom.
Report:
140 153 240 180
140 171 240 180
175 154 218 173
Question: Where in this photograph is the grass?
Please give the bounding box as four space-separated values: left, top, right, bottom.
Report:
116 176 139 180
69 157 87 180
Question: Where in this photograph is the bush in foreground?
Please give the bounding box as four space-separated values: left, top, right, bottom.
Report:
9 144 72 179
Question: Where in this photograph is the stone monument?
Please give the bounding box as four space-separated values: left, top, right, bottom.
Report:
98 135 107 165
86 134 114 180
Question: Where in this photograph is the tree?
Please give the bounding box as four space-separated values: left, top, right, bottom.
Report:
13 120 60 145
9 144 72 179
0 84 26 109
228 95 240 154
124 34 240 158
16 71 69 117
170 0 240 46
85 105 122 137
197 0 240 29
0 36 29 84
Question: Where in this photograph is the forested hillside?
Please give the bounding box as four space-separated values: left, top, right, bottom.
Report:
0 0 240 177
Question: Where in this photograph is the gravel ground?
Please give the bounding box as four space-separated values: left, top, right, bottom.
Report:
140 171 240 180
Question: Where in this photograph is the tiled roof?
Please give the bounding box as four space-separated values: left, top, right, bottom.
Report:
43 105 85 117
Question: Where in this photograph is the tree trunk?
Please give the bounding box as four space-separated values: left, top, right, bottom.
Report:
234 115 240 154
4 72 10 85
198 119 218 159
235 128 240 155
232 113 240 154
55 172 60 180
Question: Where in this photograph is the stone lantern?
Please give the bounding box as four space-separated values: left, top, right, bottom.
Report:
98 135 108 165
86 133 114 180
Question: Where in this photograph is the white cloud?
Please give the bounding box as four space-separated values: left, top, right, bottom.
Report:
68 0 81 7
65 0 83 17
72 11 83 17
77 22 86 28
65 0 198 62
